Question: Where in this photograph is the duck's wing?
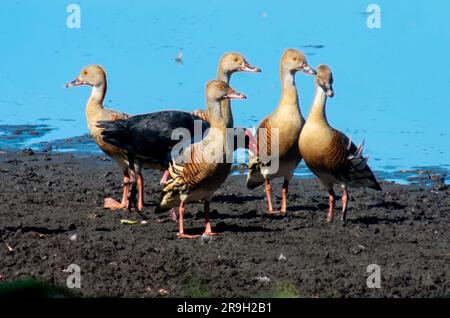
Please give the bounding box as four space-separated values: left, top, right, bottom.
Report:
157 141 215 211
328 130 381 190
256 117 275 157
97 111 209 168
103 108 130 121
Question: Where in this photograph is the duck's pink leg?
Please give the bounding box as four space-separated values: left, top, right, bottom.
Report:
203 201 220 236
104 174 130 210
169 208 178 222
280 179 289 214
177 201 199 239
160 170 170 185
341 188 349 222
265 180 275 214
327 189 336 223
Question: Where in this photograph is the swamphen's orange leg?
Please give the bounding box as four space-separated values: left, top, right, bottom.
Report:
137 173 144 211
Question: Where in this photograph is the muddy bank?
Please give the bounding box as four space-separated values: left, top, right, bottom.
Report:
0 151 448 297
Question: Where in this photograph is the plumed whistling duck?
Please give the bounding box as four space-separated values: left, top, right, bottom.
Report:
299 65 382 223
156 80 246 238
192 52 260 127
66 65 134 211
246 49 316 214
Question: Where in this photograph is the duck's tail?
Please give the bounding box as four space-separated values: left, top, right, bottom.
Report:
346 141 382 191
246 157 266 189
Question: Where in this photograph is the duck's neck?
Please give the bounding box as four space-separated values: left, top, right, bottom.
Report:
277 68 301 116
308 86 329 126
86 83 106 112
203 99 229 163
217 65 231 83
206 99 226 131
215 65 233 128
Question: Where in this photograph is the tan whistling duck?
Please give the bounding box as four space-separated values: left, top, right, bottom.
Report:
246 49 316 214
192 52 260 127
66 65 135 210
156 80 246 238
299 65 382 223
159 52 260 186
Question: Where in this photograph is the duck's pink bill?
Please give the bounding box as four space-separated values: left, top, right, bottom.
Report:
226 93 247 99
303 64 317 75
239 63 261 73
66 78 84 87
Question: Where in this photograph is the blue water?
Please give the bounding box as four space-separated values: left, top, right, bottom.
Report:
0 0 449 183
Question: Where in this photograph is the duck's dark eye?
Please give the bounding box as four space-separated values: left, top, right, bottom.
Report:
83 71 88 75
219 84 225 90
234 58 239 62
293 57 298 61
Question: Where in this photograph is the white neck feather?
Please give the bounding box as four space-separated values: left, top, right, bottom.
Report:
91 86 103 101
308 86 329 125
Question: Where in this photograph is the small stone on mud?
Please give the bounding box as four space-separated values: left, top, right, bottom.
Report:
350 245 365 255
86 213 97 220
158 288 169 296
278 253 287 261
255 276 270 283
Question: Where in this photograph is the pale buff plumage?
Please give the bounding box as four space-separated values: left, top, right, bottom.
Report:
191 52 260 128
246 49 316 214
66 65 136 210
299 64 381 223
157 80 247 238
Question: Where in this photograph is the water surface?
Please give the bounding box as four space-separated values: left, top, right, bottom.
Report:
0 0 449 183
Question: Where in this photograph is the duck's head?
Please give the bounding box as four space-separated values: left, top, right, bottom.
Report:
316 64 334 97
281 49 316 75
66 65 106 88
206 80 247 102
220 52 261 74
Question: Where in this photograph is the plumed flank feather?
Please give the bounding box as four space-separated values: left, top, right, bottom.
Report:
155 178 182 212
335 134 381 191
192 109 209 122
